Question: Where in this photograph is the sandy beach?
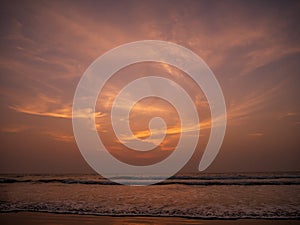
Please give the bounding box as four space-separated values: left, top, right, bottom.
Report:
0 212 299 225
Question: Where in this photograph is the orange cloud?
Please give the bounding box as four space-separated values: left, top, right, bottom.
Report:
9 94 104 119
226 82 284 125
247 132 264 137
44 131 74 142
1 125 31 133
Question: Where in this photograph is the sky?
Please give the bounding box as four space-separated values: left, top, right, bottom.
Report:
0 0 299 174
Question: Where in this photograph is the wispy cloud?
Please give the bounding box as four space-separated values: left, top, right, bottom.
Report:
1 125 31 133
0 124 74 143
44 131 74 142
1 1 299 172
113 80 283 146
247 132 264 137
278 112 300 119
9 94 104 119
227 82 284 124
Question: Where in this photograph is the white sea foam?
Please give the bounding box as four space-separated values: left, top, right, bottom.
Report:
0 173 299 219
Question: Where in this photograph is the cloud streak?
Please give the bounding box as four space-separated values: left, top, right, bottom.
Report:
1 1 299 172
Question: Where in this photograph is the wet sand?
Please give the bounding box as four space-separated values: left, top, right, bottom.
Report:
0 212 299 225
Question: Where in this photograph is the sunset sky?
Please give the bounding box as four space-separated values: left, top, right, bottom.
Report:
0 0 299 174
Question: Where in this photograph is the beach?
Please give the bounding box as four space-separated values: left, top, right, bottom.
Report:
1 212 300 225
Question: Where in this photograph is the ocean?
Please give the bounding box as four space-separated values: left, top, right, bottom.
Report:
0 172 299 219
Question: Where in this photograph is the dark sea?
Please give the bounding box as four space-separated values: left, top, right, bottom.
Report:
0 172 299 219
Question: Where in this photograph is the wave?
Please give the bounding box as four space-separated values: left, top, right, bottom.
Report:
1 208 299 219
170 174 300 180
1 174 300 186
1 173 299 219
0 178 116 185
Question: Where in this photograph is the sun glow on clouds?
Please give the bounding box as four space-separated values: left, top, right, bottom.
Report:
1 1 299 172
44 131 74 142
1 125 31 133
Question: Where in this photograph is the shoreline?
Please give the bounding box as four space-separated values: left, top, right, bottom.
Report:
1 210 300 220
0 212 299 225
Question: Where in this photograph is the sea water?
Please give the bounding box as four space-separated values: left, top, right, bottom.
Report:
0 172 299 219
